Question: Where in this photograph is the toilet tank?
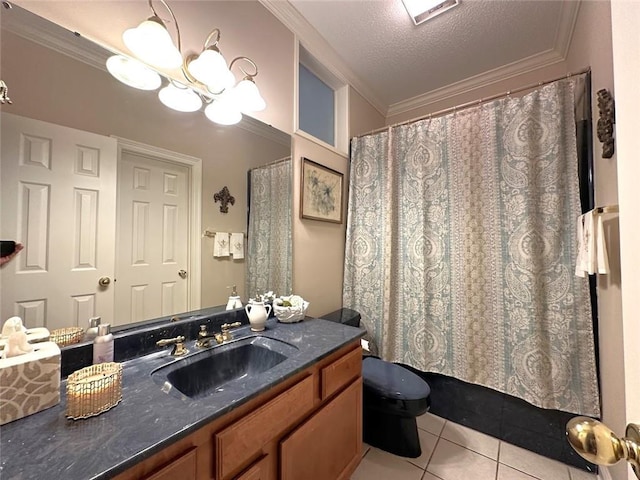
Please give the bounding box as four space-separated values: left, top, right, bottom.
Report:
320 308 361 328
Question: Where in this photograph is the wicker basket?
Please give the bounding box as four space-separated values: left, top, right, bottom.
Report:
66 362 122 420
50 327 84 347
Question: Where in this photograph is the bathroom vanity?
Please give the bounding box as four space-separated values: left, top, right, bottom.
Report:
0 318 364 480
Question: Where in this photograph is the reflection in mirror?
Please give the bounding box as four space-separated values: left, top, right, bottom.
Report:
247 157 292 297
0 4 292 332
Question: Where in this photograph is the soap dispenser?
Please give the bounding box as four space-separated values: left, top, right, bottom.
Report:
85 316 101 342
93 323 114 364
226 285 242 310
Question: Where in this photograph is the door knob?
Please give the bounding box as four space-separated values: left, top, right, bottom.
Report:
566 416 640 478
98 276 111 287
178 270 188 279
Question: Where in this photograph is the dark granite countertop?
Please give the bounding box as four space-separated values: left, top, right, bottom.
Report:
0 317 364 480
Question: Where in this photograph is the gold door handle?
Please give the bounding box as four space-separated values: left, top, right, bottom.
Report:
178 269 187 279
566 416 640 478
98 276 111 287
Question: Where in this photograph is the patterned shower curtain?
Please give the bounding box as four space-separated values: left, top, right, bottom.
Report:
246 159 292 298
344 78 600 416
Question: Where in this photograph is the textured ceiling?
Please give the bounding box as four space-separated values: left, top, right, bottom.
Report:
290 0 571 110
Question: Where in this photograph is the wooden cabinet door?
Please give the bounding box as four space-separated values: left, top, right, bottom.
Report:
143 448 197 480
280 378 362 480
216 375 315 479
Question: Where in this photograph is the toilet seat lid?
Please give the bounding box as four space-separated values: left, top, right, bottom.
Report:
362 357 430 400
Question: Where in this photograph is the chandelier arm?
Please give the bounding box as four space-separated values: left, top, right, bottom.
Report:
148 0 182 53
229 56 258 79
203 29 222 50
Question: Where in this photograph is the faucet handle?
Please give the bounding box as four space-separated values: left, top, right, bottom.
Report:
156 335 188 356
218 322 242 343
221 321 242 332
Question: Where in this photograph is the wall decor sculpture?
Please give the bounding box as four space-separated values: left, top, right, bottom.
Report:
596 88 615 159
214 186 235 213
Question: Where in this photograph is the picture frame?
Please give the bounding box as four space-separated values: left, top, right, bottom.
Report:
300 157 344 223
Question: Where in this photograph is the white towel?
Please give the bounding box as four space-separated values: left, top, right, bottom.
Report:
575 210 609 276
596 214 610 274
575 213 590 277
230 233 244 259
213 232 229 257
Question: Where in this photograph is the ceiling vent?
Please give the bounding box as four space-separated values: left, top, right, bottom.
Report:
401 0 460 25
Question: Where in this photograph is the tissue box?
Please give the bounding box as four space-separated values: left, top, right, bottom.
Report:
0 342 61 425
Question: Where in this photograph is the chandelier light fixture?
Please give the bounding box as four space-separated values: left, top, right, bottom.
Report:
158 82 203 112
106 55 162 90
106 0 265 125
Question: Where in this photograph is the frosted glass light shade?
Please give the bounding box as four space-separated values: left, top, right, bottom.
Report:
233 78 266 113
187 49 235 93
106 55 162 90
123 19 182 69
158 83 202 112
205 96 242 125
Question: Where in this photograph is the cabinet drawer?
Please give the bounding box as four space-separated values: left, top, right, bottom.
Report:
234 455 270 480
143 448 196 480
321 346 361 400
216 375 315 479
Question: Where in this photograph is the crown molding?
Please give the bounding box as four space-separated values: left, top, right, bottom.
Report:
555 0 581 59
259 0 387 117
3 7 109 71
386 49 566 118
387 0 580 118
239 115 291 147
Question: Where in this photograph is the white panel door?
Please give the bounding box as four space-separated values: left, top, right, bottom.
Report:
0 112 117 329
115 151 189 325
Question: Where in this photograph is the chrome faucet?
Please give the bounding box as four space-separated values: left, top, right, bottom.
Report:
196 322 242 348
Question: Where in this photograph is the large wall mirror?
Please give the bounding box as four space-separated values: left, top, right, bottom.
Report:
0 3 292 331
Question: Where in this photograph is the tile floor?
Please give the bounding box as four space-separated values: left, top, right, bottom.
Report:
351 413 596 480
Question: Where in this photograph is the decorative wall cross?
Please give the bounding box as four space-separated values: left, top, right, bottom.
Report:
596 89 615 159
214 186 235 213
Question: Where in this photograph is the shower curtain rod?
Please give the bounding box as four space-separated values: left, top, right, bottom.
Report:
360 67 592 138
251 156 291 170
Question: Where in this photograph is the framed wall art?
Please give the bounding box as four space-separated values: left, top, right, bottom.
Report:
300 157 343 223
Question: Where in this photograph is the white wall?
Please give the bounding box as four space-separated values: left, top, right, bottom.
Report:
291 135 349 317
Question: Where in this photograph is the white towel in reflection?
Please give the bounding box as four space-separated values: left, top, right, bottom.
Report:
213 232 229 257
596 214 610 274
575 210 609 276
575 212 594 277
230 233 244 259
